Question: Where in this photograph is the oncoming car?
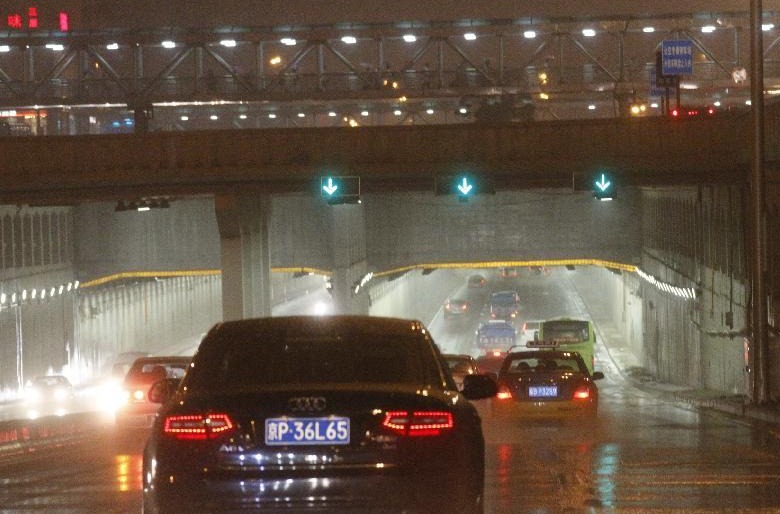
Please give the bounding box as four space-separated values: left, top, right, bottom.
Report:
25 375 75 418
26 375 74 402
115 356 191 429
491 350 604 419
142 315 497 514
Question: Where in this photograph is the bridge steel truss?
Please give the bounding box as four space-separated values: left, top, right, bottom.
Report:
1 9 780 132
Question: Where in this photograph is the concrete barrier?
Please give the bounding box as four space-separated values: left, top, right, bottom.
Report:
0 412 109 453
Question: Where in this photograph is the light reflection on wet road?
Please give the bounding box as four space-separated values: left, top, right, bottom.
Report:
2 375 780 514
478 377 780 514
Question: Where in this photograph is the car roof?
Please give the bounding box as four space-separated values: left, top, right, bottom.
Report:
207 314 424 337
480 320 514 327
32 374 69 382
442 353 474 360
204 315 428 344
505 350 583 359
130 356 192 366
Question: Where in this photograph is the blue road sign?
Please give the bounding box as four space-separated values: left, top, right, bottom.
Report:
661 40 693 75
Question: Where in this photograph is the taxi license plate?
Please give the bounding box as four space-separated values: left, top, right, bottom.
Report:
528 385 558 398
265 417 350 445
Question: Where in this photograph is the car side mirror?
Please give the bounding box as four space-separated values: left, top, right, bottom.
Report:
147 377 181 404
461 373 498 400
591 371 605 380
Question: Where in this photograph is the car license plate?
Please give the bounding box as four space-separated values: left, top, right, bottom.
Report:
265 417 350 445
528 385 558 398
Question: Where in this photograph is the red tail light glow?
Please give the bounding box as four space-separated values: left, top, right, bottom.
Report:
496 385 513 400
163 413 235 440
382 410 454 436
573 387 591 400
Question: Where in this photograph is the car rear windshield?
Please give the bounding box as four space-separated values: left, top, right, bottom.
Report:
126 360 189 381
503 355 587 374
188 334 429 388
490 293 517 305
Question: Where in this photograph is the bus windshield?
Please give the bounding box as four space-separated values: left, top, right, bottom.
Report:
541 320 590 343
538 319 596 373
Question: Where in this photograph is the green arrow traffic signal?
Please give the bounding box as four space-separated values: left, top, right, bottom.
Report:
592 172 616 201
435 174 495 201
320 176 360 204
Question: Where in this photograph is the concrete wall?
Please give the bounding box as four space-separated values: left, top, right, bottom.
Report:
74 198 221 279
73 190 643 283
639 186 748 394
73 275 222 382
564 185 749 396
368 268 468 326
364 189 643 271
568 266 644 373
270 195 334 271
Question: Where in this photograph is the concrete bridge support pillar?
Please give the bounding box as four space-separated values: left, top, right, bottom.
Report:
215 194 272 321
329 204 369 315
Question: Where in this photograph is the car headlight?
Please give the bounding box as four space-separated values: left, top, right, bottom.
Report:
26 388 41 402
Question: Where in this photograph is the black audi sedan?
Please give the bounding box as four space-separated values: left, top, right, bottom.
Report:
142 315 497 514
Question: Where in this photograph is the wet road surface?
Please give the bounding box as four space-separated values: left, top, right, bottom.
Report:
3 376 780 514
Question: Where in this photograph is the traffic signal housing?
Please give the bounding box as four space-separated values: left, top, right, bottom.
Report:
592 172 616 201
320 176 361 205
435 174 495 202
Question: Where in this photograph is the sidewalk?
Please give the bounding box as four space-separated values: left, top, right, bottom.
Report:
596 319 780 426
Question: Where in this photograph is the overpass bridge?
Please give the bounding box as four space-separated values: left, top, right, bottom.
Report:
0 110 776 204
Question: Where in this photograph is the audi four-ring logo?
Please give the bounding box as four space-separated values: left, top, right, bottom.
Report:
288 396 327 412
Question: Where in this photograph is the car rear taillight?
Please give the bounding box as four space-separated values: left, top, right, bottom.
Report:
382 410 454 437
496 385 513 400
573 386 591 400
163 413 235 440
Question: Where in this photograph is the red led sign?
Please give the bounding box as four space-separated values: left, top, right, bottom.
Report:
5 5 70 32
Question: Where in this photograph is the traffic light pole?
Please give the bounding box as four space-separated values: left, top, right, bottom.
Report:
749 0 769 404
